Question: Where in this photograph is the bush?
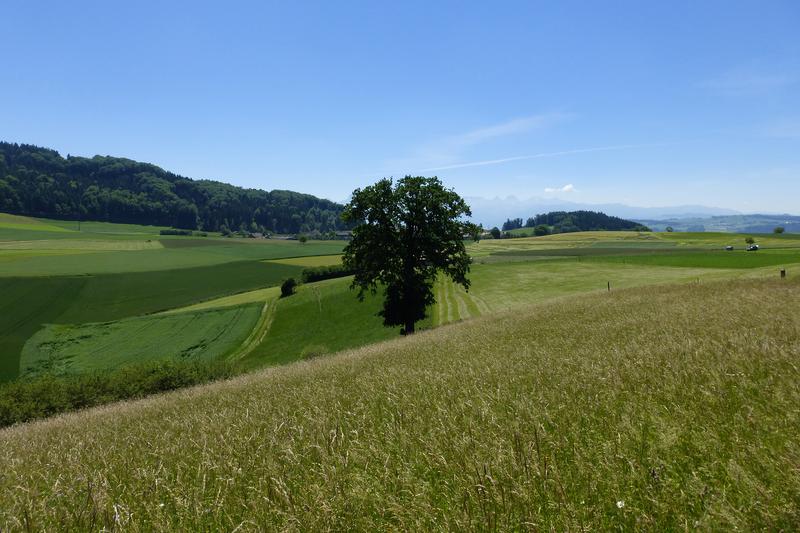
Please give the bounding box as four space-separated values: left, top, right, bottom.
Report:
0 359 236 428
533 224 550 236
774 226 785 234
281 278 297 297
301 265 354 283
159 229 193 236
299 344 329 360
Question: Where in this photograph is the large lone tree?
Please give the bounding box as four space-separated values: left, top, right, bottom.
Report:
342 176 478 334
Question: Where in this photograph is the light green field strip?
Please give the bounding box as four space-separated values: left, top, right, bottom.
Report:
471 230 800 258
434 277 449 326
470 260 796 312
266 254 343 267
0 239 164 251
468 234 654 257
0 249 99 264
19 304 262 377
0 213 74 233
161 286 282 314
0 240 344 277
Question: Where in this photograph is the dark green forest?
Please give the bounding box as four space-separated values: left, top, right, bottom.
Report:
501 210 649 233
0 142 346 233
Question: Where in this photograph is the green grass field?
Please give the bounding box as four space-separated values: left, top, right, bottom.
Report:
241 277 426 368
2 277 798 530
20 304 262 377
3 218 800 527
266 254 343 267
0 212 75 233
162 286 283 314
0 213 348 380
5 218 799 383
475 230 800 255
488 247 800 268
0 239 344 276
1 220 797 377
0 212 345 276
0 261 303 380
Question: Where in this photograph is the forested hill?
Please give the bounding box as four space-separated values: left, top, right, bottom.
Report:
502 210 649 233
0 142 345 233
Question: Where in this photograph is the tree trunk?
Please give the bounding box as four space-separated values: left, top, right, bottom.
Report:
404 320 415 335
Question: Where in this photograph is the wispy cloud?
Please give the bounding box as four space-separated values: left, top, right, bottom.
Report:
384 112 573 173
443 113 570 149
544 184 575 193
698 68 796 96
416 143 659 173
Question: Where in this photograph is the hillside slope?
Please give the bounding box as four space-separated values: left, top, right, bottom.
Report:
0 142 344 233
2 278 799 530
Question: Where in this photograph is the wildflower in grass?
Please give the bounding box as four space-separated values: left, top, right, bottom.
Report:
616 500 625 509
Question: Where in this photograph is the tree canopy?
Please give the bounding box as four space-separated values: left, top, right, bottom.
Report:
0 142 346 233
342 176 478 334
523 210 646 232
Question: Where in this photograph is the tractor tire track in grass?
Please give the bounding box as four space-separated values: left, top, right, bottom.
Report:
226 298 278 361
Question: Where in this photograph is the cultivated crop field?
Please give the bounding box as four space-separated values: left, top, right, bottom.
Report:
3 216 799 383
20 304 262 377
2 278 798 530
0 261 303 380
0 214 342 380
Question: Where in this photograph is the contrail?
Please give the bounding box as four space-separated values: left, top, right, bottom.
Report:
416 143 664 172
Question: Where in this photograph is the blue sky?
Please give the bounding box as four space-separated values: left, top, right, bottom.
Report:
2 1 799 213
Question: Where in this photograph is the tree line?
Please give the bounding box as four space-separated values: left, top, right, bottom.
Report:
0 142 347 233
499 210 649 234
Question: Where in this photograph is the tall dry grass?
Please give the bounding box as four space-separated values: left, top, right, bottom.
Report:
1 277 799 530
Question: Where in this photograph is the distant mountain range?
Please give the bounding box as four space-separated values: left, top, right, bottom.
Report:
635 214 800 234
465 196 741 228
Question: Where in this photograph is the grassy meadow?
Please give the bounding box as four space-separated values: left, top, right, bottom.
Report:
3 216 799 383
1 277 798 530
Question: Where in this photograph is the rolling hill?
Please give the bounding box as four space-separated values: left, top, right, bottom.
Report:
0 142 345 233
1 277 798 530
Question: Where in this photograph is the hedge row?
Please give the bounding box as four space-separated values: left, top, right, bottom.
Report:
0 359 237 428
301 264 354 283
